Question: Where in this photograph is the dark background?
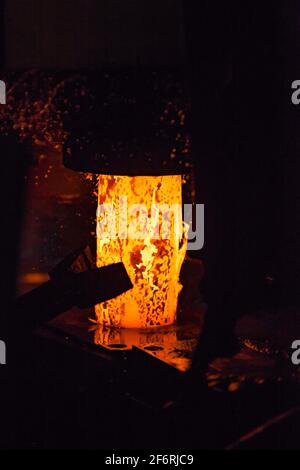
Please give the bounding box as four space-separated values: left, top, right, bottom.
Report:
0 0 300 450
2 0 185 68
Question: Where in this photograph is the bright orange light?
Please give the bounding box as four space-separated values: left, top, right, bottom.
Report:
95 174 187 328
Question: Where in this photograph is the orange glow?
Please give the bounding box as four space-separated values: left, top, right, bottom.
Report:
95 174 187 328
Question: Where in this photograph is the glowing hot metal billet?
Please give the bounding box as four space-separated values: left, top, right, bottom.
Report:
95 174 187 328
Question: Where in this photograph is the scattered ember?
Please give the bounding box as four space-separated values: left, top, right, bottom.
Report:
0 70 193 198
